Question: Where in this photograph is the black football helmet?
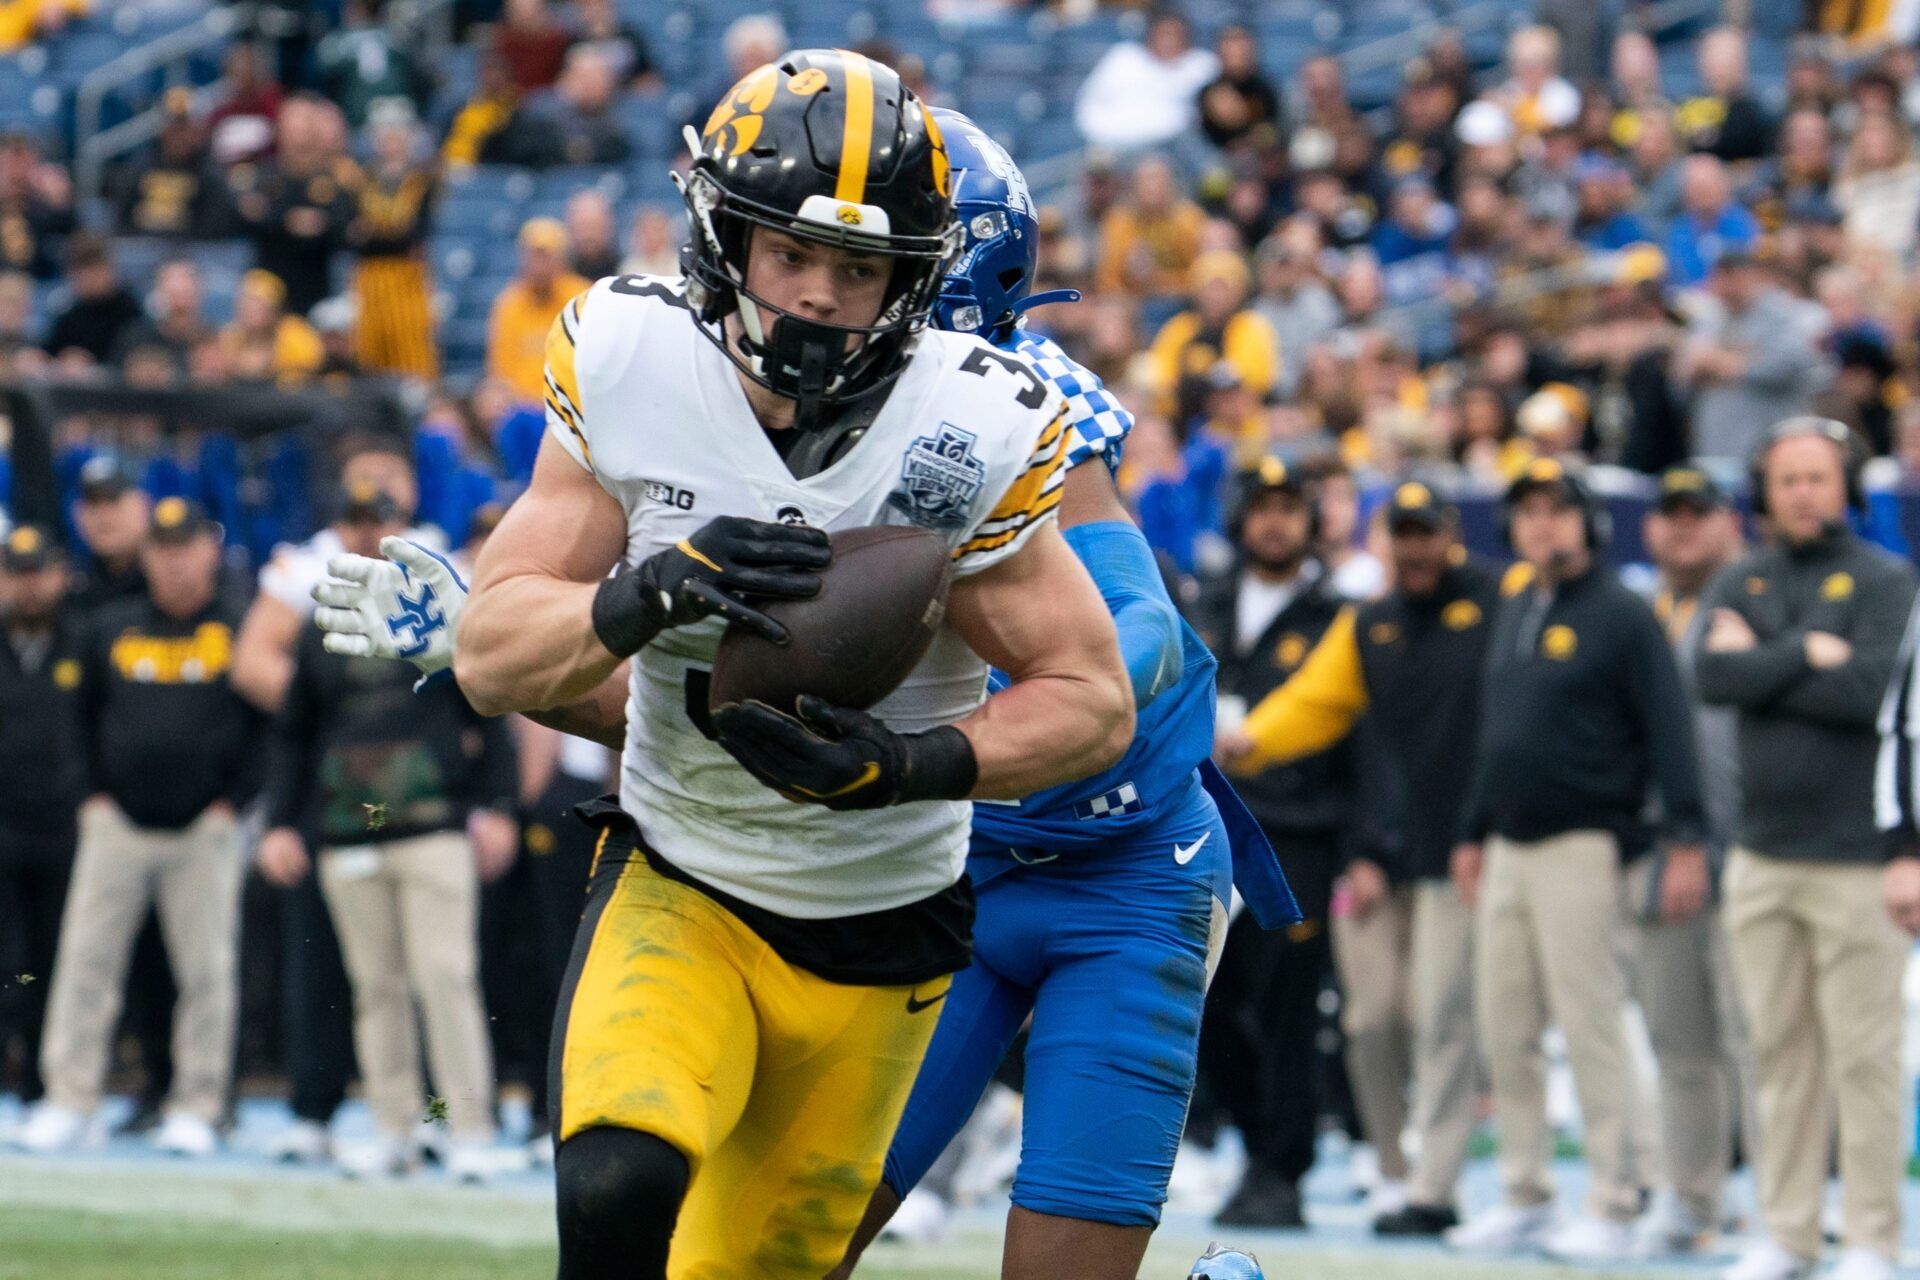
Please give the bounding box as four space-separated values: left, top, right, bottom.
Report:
677 49 962 419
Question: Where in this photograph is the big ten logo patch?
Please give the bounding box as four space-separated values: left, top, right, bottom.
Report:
643 480 696 511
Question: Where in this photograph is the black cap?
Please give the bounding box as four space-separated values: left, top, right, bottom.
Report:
1504 456 1588 507
77 454 138 502
1655 465 1728 513
1385 480 1452 532
1243 455 1310 500
147 496 218 544
339 483 401 526
2 524 61 572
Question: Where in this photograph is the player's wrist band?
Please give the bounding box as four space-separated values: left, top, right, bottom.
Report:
591 569 667 658
895 725 978 804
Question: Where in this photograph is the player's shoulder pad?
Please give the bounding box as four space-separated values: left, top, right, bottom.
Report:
1500 562 1536 597
544 275 689 477
1005 329 1134 473
916 328 1069 458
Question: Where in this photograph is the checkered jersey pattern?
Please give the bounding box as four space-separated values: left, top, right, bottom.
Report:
1008 330 1133 475
1071 781 1144 821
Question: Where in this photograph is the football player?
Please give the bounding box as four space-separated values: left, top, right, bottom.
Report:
830 112 1295 1276
323 51 1132 1279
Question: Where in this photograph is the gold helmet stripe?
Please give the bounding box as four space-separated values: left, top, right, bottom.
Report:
834 49 875 204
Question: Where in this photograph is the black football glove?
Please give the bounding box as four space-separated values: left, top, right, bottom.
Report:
591 515 831 657
712 695 979 811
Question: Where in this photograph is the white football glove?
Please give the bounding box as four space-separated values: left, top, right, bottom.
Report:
313 535 468 677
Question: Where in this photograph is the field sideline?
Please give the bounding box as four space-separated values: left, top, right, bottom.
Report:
0 1151 1709 1280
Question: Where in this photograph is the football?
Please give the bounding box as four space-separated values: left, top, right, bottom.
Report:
707 524 953 716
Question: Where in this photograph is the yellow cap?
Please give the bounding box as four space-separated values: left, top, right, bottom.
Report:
518 217 568 252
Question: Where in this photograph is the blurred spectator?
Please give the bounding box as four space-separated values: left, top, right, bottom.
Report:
0 527 84 1106
259 490 515 1180
440 51 520 170
1453 379 1528 482
1679 251 1827 461
490 0 571 92
1094 154 1206 300
1315 460 1386 600
487 217 588 405
1705 421 1916 1280
1291 54 1354 135
113 90 218 240
1225 486 1498 1237
1557 252 1687 473
1074 10 1220 151
206 43 286 168
1197 25 1279 153
347 100 439 381
1833 110 1920 259
316 0 432 130
1628 109 1687 233
620 205 682 277
0 130 76 281
218 270 324 386
1821 333 1899 457
571 0 658 93
112 259 213 370
1606 31 1666 148
1664 154 1760 286
1450 462 1703 1262
1149 251 1278 430
67 456 151 613
44 232 141 367
1674 28 1774 162
1496 26 1580 139
229 96 356 316
1373 176 1456 308
21 500 257 1159
0 269 37 370
0 0 84 52
483 45 631 169
1630 469 1757 1261
1745 107 1836 230
1378 64 1461 198
565 190 620 280
1252 235 1339 399
1572 157 1650 250
1193 459 1354 1229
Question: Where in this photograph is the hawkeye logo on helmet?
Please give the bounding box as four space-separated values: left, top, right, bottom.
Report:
702 63 778 158
837 205 863 225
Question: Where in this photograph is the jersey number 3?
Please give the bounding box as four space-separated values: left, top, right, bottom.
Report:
960 346 1048 410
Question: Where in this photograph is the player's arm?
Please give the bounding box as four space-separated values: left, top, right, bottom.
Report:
1058 461 1184 709
944 520 1134 797
453 436 632 716
231 592 304 713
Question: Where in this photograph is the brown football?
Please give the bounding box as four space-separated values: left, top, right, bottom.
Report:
708 525 953 716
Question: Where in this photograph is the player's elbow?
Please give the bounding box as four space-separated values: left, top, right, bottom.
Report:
453 647 514 717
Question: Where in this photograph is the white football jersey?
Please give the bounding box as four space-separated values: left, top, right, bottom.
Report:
544 274 1068 919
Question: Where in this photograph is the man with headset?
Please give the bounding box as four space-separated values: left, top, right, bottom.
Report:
1447 458 1705 1263
1701 418 1915 1280
1190 457 1353 1229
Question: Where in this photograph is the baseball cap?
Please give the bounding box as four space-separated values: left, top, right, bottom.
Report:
339 483 401 526
77 454 139 502
1655 465 1729 513
2 524 61 572
1243 455 1310 500
518 216 568 252
1385 480 1452 532
1505 455 1587 506
147 496 219 544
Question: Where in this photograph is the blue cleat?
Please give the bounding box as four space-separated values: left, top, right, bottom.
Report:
1189 1243 1264 1280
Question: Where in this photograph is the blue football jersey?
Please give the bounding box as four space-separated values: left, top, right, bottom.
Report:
1007 329 1132 475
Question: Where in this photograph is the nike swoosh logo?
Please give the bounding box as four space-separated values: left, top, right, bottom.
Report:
1174 833 1210 866
905 988 948 1014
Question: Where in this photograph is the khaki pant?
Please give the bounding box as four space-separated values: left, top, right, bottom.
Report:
1625 856 1758 1225
1476 831 1638 1221
40 800 240 1122
1333 879 1481 1204
1724 848 1907 1260
318 830 493 1141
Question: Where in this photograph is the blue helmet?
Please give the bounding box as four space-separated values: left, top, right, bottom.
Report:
928 107 1079 344
1189 1244 1264 1280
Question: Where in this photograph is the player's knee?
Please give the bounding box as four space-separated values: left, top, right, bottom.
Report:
555 1127 688 1279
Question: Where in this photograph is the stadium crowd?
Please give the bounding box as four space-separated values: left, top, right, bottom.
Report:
7 0 1920 1276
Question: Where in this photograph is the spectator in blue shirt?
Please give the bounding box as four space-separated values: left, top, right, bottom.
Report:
1663 154 1759 286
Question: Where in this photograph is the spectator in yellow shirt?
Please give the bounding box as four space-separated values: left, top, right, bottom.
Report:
487 217 589 406
1147 250 1279 428
0 0 84 52
218 270 324 386
1094 153 1207 299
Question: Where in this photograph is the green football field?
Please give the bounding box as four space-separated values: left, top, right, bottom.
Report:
0 1153 1694 1280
